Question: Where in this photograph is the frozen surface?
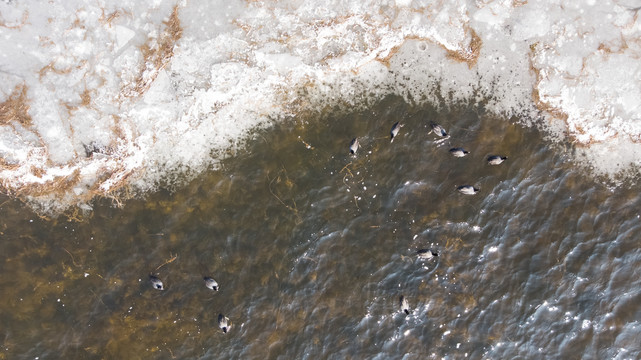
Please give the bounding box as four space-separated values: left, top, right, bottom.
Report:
1 0 640 213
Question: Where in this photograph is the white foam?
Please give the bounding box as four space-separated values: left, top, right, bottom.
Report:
1 0 640 213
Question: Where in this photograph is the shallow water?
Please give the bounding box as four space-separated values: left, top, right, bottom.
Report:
1 97 640 359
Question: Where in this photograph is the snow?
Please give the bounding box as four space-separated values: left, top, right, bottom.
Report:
0 0 640 214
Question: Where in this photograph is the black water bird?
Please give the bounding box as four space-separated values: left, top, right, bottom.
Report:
204 276 219 291
417 248 439 260
487 155 508 165
390 122 403 142
349 137 359 154
430 122 448 137
449 147 469 157
400 295 410 315
218 313 230 333
457 185 479 195
149 275 164 290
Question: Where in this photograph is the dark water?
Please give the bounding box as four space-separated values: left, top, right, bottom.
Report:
1 97 641 359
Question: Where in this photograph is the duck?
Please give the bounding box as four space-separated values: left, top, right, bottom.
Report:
417 248 439 260
204 276 219 291
457 185 479 195
390 122 403 142
487 155 508 165
218 313 231 333
349 137 359 154
449 147 469 157
430 122 448 137
149 275 164 291
400 295 410 315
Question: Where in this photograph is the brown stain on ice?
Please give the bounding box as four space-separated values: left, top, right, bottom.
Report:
375 36 420 68
529 44 611 146
0 157 20 171
99 9 129 27
528 43 597 145
444 28 482 68
16 169 81 197
30 166 46 178
0 84 32 127
374 3 482 68
0 10 29 29
122 5 183 97
529 31 641 146
0 81 120 215
79 88 93 107
38 62 77 79
375 29 481 70
530 85 568 125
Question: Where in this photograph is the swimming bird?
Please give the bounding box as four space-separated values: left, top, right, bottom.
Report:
430 122 448 137
417 248 438 260
390 122 403 142
349 137 359 154
449 147 469 157
204 276 219 291
487 155 507 165
149 275 164 290
457 185 479 195
218 313 230 333
400 295 410 315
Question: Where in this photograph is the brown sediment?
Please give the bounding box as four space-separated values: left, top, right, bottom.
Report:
92 168 138 208
7 165 105 220
378 43 401 68
99 8 132 27
527 56 606 144
39 36 55 48
38 62 76 79
0 157 20 171
528 43 570 129
531 86 568 123
444 27 482 68
30 166 46 178
530 64 614 146
79 88 93 107
233 14 358 66
376 27 481 70
16 169 81 197
528 41 629 146
110 115 125 140
122 5 183 98
597 34 629 54
374 35 431 68
532 37 640 146
0 10 29 29
0 84 32 127
63 87 95 116
71 14 86 31
231 19 253 38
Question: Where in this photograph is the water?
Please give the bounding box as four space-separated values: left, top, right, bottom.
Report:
1 97 640 359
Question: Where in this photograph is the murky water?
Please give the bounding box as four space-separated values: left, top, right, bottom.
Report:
1 97 640 359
